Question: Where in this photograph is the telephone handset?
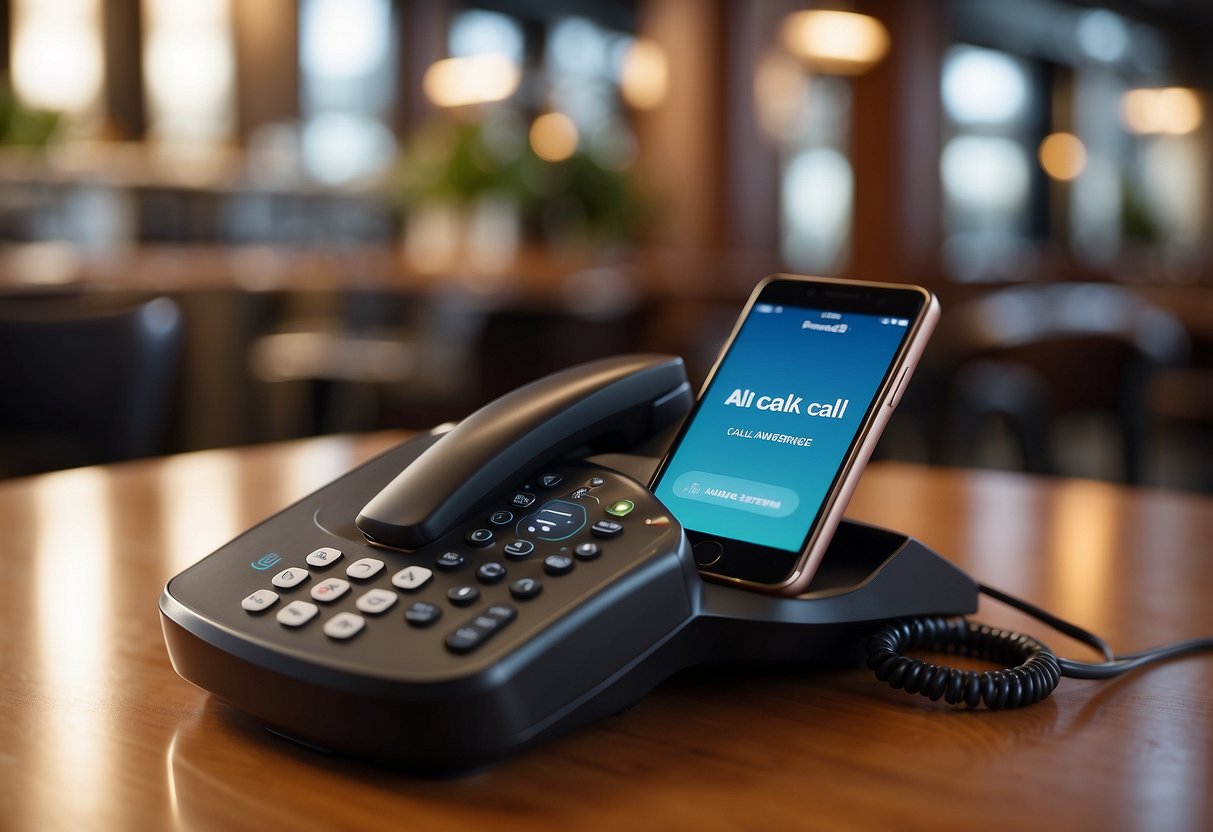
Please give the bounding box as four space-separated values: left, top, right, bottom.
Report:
160 354 977 774
358 353 692 549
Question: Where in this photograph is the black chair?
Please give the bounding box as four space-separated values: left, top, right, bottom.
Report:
929 283 1189 483
0 294 183 478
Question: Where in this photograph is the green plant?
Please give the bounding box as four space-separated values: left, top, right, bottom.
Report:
0 78 61 145
397 117 646 245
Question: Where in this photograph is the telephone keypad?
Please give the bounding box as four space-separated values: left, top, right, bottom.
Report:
227 462 672 663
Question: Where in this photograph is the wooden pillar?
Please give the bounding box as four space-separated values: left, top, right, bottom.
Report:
232 0 300 140
848 0 946 283
395 0 451 134
719 0 789 253
633 0 728 251
101 0 145 139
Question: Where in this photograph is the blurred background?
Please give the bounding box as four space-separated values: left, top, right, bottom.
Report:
0 0 1210 491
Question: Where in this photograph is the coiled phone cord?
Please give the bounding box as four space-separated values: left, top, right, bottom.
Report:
866 583 1213 709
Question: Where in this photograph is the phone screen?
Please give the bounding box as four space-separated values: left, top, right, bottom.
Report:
652 282 923 575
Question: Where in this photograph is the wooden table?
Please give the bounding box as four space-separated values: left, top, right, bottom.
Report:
2 433 1210 831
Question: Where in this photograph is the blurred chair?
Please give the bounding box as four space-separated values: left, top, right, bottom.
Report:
0 294 183 478
931 283 1188 484
248 288 485 434
472 302 650 405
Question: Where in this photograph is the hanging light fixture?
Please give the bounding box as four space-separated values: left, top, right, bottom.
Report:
779 10 890 75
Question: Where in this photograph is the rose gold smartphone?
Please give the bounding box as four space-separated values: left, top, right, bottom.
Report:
650 274 939 595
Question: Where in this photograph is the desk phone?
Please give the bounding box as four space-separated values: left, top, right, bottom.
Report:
159 354 982 774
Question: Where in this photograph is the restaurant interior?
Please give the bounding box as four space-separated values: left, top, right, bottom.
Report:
0 0 1210 493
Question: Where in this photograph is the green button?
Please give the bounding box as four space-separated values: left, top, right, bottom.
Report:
605 499 635 517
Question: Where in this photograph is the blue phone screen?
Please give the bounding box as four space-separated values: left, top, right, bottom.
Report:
653 303 910 552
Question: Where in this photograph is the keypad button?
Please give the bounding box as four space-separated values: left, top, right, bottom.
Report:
476 562 507 584
502 539 535 559
516 500 586 541
392 565 433 591
485 603 518 625
605 499 635 517
355 588 398 615
465 528 494 547
405 601 442 628
589 477 605 487
306 547 343 568
241 588 279 613
489 510 514 526
509 577 543 600
345 557 385 580
271 567 309 589
591 520 624 538
574 541 601 560
323 612 365 640
543 555 575 576
445 626 485 654
511 492 537 509
539 473 563 488
310 577 350 603
276 600 319 627
436 551 465 571
447 585 480 607
445 603 518 654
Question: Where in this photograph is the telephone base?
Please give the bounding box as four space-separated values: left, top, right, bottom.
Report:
161 435 977 775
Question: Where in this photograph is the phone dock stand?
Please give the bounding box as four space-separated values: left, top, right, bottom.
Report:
160 355 977 775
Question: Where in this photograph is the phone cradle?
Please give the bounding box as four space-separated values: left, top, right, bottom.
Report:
161 432 976 776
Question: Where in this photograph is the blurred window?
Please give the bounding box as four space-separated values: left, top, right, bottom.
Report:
778 74 853 275
10 0 104 130
142 0 235 143
940 45 1041 281
450 8 525 63
299 0 397 185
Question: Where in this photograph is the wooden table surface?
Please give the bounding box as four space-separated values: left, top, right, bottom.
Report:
2 433 1210 831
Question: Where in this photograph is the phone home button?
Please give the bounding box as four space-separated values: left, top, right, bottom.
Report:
692 540 723 568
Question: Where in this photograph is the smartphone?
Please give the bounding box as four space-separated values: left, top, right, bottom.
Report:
650 274 939 595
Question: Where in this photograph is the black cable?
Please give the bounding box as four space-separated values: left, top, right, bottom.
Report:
866 584 1213 709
